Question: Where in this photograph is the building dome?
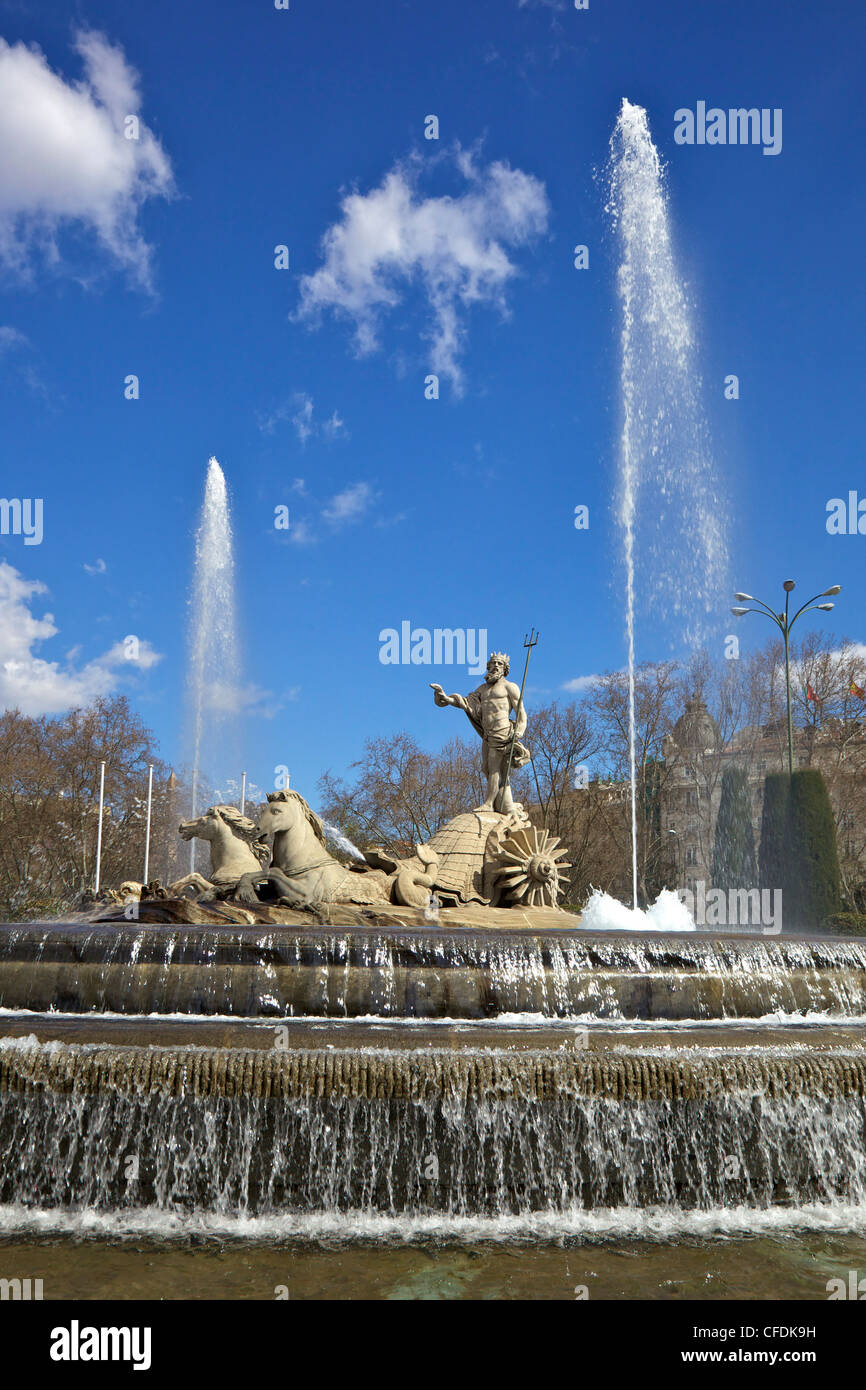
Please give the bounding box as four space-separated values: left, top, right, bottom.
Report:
670 694 720 751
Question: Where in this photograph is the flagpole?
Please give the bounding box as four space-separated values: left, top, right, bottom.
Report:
240 771 246 818
143 763 154 885
94 761 106 894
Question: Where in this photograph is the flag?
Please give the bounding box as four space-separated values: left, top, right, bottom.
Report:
851 680 866 700
806 684 818 703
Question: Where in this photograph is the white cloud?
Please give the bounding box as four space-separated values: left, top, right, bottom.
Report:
296 148 549 391
0 30 173 287
98 637 162 671
322 481 375 526
0 561 162 715
562 673 602 693
84 557 107 575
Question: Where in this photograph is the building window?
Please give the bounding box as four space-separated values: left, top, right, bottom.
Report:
685 846 698 866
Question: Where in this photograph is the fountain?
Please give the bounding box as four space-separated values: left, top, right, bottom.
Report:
0 112 863 1288
186 457 240 873
607 100 728 908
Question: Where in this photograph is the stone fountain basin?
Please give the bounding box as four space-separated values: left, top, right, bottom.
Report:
0 919 865 1021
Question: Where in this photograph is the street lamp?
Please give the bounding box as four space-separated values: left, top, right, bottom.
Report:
731 581 842 776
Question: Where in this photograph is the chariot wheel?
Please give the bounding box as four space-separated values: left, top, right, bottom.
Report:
495 824 571 908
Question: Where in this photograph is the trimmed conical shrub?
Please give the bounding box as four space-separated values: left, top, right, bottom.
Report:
712 766 757 890
759 771 789 897
785 768 842 930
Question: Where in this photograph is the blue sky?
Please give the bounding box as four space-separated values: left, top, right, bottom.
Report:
1 0 864 802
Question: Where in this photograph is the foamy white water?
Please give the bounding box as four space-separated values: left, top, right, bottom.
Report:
1 1202 864 1245
580 886 696 933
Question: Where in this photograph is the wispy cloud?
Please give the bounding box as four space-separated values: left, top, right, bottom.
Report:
0 29 174 288
0 325 27 353
296 146 549 392
562 673 602 693
0 324 50 398
283 480 380 546
83 558 107 576
287 518 317 546
321 410 345 440
322 481 375 526
258 392 347 445
292 393 314 444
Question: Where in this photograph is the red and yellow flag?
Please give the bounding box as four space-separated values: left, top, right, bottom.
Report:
850 680 865 700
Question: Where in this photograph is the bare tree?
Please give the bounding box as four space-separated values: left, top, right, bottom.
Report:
0 696 170 916
318 731 483 855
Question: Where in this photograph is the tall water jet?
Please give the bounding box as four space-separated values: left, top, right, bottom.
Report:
607 99 729 907
186 457 240 871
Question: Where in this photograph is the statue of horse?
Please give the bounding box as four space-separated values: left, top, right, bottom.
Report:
170 805 270 899
233 789 436 909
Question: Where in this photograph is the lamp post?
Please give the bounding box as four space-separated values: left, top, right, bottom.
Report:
731 582 841 776
143 763 154 886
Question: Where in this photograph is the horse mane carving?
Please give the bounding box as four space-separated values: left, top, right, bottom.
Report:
266 789 327 847
217 804 271 866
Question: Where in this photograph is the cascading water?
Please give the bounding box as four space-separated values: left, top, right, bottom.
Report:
3 924 866 1021
3 1037 866 1224
2 919 866 1235
186 458 240 872
607 100 729 907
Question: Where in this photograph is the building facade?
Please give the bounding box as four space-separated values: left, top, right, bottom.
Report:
660 694 866 904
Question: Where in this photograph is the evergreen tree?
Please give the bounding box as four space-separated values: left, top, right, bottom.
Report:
759 771 790 897
712 766 757 890
786 769 842 929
